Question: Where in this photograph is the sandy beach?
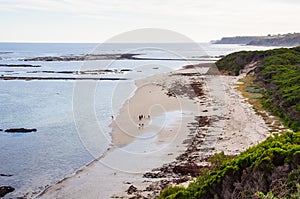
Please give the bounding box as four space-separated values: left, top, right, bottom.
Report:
38 64 270 199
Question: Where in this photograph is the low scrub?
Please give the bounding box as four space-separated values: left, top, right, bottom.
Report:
159 132 300 199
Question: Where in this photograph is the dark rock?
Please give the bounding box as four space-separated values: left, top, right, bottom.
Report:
143 171 167 178
173 163 202 176
0 64 40 68
0 186 15 197
196 116 210 127
172 177 190 184
127 185 138 194
5 128 37 133
119 53 140 60
159 180 171 190
0 76 127 81
144 184 159 192
0 174 13 177
120 69 132 72
103 69 113 73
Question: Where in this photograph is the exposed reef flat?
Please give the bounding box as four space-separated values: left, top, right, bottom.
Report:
0 76 128 81
0 64 41 67
22 53 218 62
27 69 133 75
22 53 140 61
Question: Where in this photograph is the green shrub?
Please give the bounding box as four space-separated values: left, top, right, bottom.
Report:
159 132 300 198
159 186 186 199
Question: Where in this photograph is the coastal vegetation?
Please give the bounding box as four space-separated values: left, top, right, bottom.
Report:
159 47 300 198
159 132 300 199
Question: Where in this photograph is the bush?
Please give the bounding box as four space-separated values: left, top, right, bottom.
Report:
159 132 300 198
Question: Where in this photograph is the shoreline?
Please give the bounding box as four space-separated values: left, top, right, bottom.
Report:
37 65 206 198
37 63 270 199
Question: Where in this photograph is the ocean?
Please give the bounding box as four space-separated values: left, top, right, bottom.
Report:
0 42 274 197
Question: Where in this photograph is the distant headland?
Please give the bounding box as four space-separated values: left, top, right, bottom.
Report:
212 32 300 46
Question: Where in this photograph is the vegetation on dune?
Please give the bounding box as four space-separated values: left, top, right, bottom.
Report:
216 47 300 75
216 46 300 131
159 132 300 199
258 63 300 131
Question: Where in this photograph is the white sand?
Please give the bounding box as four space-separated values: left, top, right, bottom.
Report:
208 75 270 155
38 68 270 199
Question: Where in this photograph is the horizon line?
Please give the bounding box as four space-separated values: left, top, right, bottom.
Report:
0 41 211 44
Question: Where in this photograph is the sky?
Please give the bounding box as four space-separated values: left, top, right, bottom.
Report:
0 0 299 43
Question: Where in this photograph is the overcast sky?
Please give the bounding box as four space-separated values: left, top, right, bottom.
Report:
0 0 299 42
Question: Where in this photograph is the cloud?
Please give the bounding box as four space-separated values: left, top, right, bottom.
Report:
0 0 299 42
270 0 300 4
0 0 222 18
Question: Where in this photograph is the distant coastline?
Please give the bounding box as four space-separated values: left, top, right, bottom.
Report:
212 32 300 46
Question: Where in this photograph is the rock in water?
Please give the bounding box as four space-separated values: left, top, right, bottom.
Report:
0 174 13 177
0 186 15 197
4 128 37 133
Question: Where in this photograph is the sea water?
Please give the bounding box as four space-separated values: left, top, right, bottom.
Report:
0 42 274 197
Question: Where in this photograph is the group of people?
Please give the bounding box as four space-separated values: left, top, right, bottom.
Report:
111 114 151 129
138 114 151 129
138 114 150 121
